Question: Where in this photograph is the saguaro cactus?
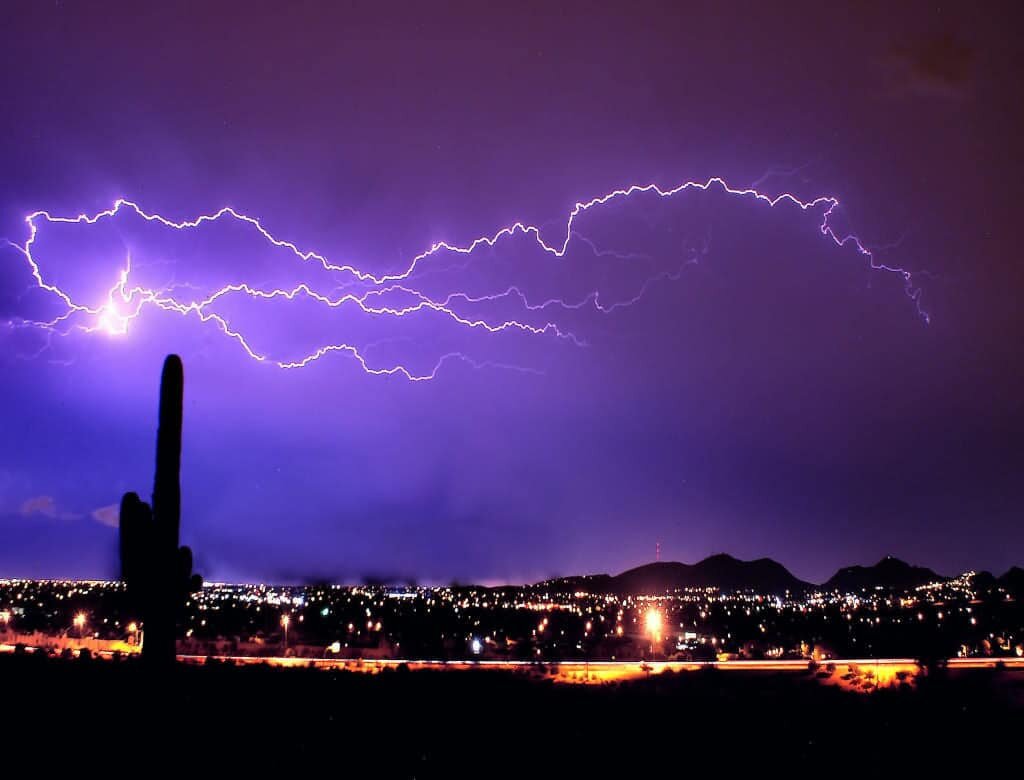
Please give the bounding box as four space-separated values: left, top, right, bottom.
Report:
119 354 201 665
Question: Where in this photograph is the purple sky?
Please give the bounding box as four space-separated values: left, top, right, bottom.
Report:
1 1 1021 585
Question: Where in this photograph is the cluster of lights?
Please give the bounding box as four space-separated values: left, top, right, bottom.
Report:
1 572 1020 663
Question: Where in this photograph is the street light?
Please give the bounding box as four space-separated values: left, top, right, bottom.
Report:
73 612 87 639
645 608 663 658
281 614 290 653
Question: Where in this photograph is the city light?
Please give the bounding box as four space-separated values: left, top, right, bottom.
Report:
645 609 663 638
0 572 1017 674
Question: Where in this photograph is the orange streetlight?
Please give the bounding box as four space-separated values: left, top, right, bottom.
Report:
644 608 663 658
281 614 290 652
73 612 87 638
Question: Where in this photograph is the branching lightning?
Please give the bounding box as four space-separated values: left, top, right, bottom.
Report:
6 176 926 380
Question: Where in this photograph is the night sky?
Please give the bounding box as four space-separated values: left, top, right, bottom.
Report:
1 1 1021 585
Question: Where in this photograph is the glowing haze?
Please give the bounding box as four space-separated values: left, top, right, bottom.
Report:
1 2 1021 585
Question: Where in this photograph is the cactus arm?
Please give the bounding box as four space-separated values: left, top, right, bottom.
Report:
119 491 151 586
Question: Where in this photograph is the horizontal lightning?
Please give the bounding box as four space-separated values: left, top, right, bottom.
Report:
6 176 926 380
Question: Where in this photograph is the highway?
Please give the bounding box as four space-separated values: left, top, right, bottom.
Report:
5 641 1023 686
175 654 1024 686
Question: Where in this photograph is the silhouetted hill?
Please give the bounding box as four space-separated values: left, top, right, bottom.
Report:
533 574 613 592
999 566 1024 595
615 554 808 594
971 570 997 591
823 556 943 592
541 554 808 595
538 553 1013 595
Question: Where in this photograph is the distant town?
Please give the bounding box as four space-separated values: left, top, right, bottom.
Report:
3 555 1022 673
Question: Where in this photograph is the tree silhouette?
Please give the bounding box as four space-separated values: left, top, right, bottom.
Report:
119 355 201 666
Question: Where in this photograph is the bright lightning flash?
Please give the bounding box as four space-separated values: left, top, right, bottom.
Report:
5 177 926 380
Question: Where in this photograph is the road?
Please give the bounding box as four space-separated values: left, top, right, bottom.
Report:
5 641 1022 686
175 654 1024 686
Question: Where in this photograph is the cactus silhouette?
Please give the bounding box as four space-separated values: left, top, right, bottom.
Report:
119 354 201 665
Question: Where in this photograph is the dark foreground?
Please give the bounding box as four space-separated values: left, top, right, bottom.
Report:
2 654 1021 775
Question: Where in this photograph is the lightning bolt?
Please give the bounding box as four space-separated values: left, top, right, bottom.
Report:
5 176 926 380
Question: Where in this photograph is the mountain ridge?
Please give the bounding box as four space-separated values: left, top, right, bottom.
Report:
822 555 943 592
534 553 976 595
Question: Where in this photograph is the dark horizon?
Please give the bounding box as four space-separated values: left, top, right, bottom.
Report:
2 1 1023 586
0 548 1015 592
